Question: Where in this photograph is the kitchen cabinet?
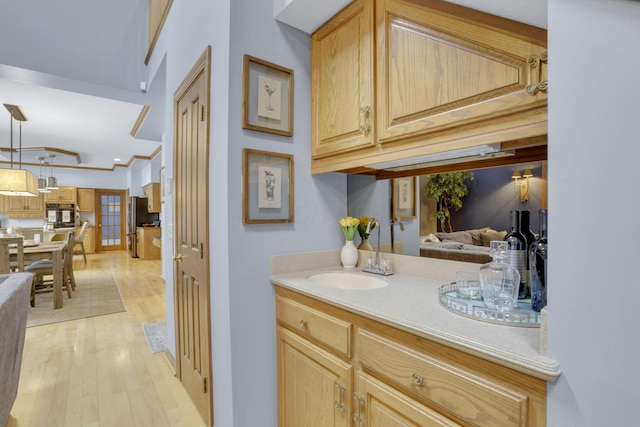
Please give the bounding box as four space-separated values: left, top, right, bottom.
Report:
136 227 161 259
5 193 45 218
77 188 95 212
311 0 375 159
276 286 547 426
45 186 77 204
76 225 95 254
310 0 548 174
143 183 161 213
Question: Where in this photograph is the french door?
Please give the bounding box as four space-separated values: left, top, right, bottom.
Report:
95 190 126 251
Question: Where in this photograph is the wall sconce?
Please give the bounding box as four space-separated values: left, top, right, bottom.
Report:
512 169 533 202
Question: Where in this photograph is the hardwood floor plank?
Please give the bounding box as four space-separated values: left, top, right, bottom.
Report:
7 251 205 427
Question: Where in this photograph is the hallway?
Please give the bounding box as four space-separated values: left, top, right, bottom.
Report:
7 251 205 427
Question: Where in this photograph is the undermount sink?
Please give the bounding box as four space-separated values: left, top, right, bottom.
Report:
307 272 389 290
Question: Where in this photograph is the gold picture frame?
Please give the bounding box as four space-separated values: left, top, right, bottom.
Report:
392 177 417 219
242 149 294 224
242 54 294 136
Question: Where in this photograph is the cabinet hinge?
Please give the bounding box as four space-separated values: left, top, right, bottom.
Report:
200 105 205 121
203 377 207 393
200 242 204 258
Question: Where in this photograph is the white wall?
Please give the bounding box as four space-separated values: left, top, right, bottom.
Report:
548 0 640 424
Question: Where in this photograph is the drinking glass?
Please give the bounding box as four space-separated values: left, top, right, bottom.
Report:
455 271 481 300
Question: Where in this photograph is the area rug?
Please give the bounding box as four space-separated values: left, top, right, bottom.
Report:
27 272 126 327
142 321 167 354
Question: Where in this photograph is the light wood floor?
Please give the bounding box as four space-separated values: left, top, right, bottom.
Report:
7 251 206 427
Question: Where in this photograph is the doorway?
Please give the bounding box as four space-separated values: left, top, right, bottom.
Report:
173 46 212 425
95 189 126 251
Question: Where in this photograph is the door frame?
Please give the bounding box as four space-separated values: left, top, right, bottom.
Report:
172 46 213 425
94 189 126 252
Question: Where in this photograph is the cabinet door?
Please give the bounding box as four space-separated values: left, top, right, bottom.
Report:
356 372 461 427
58 186 77 203
136 229 144 258
278 327 353 427
311 0 375 159
77 188 95 212
376 0 547 145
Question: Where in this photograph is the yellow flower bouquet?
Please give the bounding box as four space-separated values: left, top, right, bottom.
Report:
357 216 375 239
339 216 360 241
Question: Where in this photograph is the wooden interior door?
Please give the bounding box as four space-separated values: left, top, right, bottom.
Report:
95 190 126 251
173 46 212 425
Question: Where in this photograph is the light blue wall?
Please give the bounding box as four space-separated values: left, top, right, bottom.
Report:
347 175 420 256
149 1 348 425
548 0 640 425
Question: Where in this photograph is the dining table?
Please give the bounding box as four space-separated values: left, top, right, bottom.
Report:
10 240 67 309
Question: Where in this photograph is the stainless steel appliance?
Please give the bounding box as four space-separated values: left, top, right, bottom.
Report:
45 203 76 228
127 196 159 258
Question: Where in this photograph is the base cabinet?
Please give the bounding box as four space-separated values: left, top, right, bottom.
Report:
136 227 161 260
276 287 546 427
277 327 353 427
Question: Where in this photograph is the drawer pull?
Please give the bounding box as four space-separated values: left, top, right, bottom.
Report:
359 106 371 134
299 319 308 329
412 373 424 386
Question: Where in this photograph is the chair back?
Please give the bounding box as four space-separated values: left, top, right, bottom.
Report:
0 237 24 274
76 222 89 243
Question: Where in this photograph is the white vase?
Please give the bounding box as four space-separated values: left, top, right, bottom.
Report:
341 240 359 269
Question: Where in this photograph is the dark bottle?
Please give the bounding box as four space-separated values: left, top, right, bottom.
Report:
530 209 548 312
519 210 536 248
504 210 528 299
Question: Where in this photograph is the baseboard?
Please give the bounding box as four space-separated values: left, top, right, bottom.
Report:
163 348 176 375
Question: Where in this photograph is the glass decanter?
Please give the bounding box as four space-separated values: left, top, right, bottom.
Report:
479 241 520 313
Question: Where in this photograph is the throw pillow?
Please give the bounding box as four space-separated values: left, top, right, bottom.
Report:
468 227 492 246
435 231 474 245
481 229 507 246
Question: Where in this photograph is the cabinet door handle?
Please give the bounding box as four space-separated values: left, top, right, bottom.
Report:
412 372 424 386
359 106 371 133
334 382 346 413
352 393 366 426
299 319 308 329
526 50 548 95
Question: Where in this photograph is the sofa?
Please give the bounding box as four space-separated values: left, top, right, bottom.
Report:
0 272 33 426
419 228 507 264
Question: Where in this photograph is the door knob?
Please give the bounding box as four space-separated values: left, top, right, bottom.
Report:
172 254 184 262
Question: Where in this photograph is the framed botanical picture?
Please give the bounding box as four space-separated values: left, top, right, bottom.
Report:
242 148 294 224
392 177 417 219
242 54 294 136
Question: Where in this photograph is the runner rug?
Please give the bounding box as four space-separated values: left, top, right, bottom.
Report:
27 271 126 327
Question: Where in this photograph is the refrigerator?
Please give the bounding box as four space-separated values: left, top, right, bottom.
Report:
127 196 160 258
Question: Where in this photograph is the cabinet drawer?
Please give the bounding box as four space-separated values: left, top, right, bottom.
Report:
358 329 527 427
277 296 352 357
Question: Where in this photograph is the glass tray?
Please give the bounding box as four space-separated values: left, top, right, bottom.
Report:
438 282 540 328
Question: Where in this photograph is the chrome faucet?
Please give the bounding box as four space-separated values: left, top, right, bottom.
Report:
390 217 405 253
362 217 393 276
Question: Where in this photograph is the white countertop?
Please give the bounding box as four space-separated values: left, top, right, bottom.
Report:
270 249 561 382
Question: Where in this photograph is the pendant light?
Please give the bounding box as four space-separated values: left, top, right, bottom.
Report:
0 104 39 196
36 156 51 193
46 153 59 190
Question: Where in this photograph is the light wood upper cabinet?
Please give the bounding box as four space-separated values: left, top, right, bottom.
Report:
5 193 45 218
143 183 161 213
376 0 547 145
44 186 77 204
311 0 375 159
77 188 95 212
310 0 548 174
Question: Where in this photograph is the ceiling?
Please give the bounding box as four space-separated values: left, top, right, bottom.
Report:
0 0 546 171
0 0 163 170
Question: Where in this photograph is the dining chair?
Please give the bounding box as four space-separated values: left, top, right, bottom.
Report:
0 237 24 274
74 222 89 264
26 231 75 307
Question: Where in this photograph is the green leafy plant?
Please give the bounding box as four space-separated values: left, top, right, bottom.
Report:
423 171 474 232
